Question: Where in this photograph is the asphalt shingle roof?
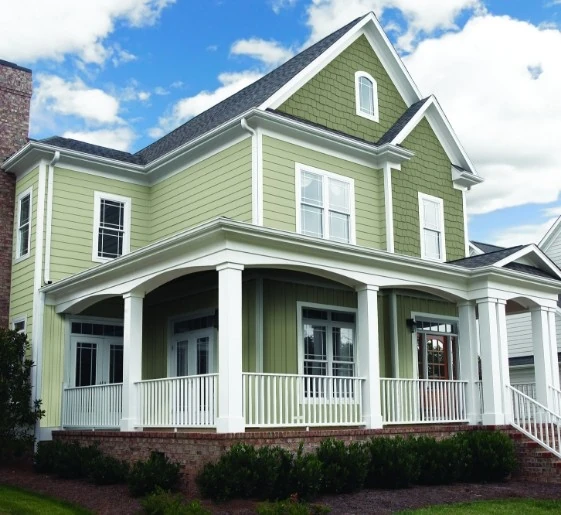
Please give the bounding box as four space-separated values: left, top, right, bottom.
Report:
471 240 505 254
448 246 524 269
377 97 430 145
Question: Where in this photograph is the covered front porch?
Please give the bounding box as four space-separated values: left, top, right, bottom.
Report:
38 221 561 436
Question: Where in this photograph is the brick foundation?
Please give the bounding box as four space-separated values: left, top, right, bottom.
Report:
0 60 32 327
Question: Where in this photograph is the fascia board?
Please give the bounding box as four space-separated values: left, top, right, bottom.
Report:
492 244 561 281
469 242 484 255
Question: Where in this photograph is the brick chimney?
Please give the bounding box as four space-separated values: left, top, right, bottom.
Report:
0 59 32 327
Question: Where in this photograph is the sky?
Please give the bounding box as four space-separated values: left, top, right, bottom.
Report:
2 0 561 249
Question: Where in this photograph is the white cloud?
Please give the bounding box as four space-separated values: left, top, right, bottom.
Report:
111 46 137 67
154 86 169 95
271 0 298 14
32 74 122 125
231 38 294 67
304 0 483 49
490 219 556 248
63 127 136 152
403 15 561 215
150 71 262 136
0 0 175 64
120 81 151 102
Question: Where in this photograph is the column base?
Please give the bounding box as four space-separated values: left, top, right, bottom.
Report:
482 412 505 426
362 414 384 429
120 418 140 432
216 416 245 434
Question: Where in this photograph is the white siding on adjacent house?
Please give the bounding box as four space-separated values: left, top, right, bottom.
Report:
506 311 561 358
543 236 561 267
510 366 537 384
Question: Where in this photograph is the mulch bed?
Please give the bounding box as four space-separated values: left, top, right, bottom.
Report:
1 462 561 514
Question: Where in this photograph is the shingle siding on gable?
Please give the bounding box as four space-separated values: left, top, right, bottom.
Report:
262 135 386 250
393 117 465 261
277 35 408 143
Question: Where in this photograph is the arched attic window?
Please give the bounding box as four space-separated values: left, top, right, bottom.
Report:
355 71 379 122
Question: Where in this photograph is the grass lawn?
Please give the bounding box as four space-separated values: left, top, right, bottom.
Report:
400 499 561 514
0 485 91 515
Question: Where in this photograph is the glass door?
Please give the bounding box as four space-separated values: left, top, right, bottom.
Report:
71 336 124 386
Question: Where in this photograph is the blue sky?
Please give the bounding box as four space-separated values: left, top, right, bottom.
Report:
3 0 561 249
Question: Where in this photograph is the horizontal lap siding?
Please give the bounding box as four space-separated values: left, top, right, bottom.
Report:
507 312 561 358
50 168 150 282
262 136 385 249
150 138 252 241
9 168 38 340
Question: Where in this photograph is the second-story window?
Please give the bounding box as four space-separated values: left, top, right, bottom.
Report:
93 192 131 262
418 192 446 261
296 164 355 244
16 187 32 260
355 71 379 122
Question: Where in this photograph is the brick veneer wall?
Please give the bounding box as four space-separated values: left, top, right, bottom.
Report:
0 60 32 327
54 424 488 495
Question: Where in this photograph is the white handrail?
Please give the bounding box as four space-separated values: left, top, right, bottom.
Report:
512 382 536 399
381 378 468 424
62 383 122 428
549 384 561 415
243 373 365 427
508 384 561 459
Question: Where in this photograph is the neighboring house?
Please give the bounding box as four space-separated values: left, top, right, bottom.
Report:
4 13 561 442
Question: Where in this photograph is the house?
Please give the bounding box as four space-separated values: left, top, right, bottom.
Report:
3 13 561 444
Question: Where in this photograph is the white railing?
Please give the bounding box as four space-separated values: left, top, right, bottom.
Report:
62 383 122 428
243 373 364 427
512 382 536 399
476 380 484 421
136 374 218 428
549 385 561 414
508 384 561 459
381 378 468 424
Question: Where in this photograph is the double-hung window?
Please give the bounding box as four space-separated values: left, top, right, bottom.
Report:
296 165 355 244
92 192 131 262
12 315 26 334
355 71 379 122
16 187 32 260
418 193 446 261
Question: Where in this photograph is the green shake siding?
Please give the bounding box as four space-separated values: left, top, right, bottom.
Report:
50 167 150 283
9 168 39 340
150 138 253 241
262 136 386 249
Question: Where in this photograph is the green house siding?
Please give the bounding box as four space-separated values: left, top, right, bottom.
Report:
262 136 386 249
395 292 458 378
50 167 150 282
150 138 252 241
393 118 465 261
278 35 408 143
9 168 39 339
377 293 391 378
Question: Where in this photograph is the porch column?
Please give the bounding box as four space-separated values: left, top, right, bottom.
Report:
458 301 479 425
357 285 383 429
477 298 510 425
547 308 560 392
120 292 144 431
531 306 556 408
216 263 245 433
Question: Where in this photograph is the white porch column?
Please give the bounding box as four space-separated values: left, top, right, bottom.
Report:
531 306 555 408
357 285 383 429
547 308 560 391
120 292 144 431
216 263 245 433
477 298 509 425
458 301 479 425
496 300 512 424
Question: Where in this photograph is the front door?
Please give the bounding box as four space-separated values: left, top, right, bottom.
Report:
71 336 124 386
171 328 215 377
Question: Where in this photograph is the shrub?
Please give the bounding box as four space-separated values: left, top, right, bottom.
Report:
289 444 323 501
141 488 210 515
53 442 102 479
34 440 64 473
88 454 129 485
128 451 182 497
257 498 330 515
365 436 420 489
413 436 461 485
315 439 369 494
254 446 294 500
453 430 516 483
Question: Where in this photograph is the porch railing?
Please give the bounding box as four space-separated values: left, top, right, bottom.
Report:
512 382 536 399
136 374 218 428
381 378 468 424
242 373 364 427
62 383 122 428
548 385 561 414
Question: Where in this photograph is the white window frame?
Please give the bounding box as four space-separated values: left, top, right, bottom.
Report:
15 186 32 262
295 163 356 245
355 71 379 122
11 314 27 334
418 192 446 262
92 191 131 263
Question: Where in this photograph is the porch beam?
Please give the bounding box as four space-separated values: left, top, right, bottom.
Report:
216 263 245 433
120 292 144 431
357 285 383 429
531 306 555 408
458 301 479 425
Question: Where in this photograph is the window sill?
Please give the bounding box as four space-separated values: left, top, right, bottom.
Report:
14 253 31 265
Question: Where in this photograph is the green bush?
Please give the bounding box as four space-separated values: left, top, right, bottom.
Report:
254 446 294 500
453 430 516 482
413 436 461 485
34 440 64 473
141 488 210 515
128 451 182 497
53 442 102 479
289 444 323 501
257 498 330 515
365 436 420 489
88 454 129 485
315 439 369 494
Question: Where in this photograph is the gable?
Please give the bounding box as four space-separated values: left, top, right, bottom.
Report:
277 35 408 144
